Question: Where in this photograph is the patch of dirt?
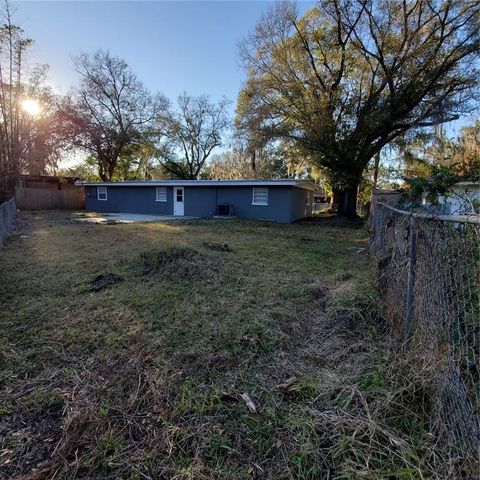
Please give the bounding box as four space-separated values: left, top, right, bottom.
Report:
90 273 123 292
140 247 219 283
203 241 230 252
307 279 330 306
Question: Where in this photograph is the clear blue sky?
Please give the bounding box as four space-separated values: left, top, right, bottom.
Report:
16 1 314 106
13 0 470 160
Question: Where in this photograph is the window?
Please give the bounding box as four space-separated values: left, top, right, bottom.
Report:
252 187 268 206
305 193 310 205
97 186 107 201
156 187 167 202
176 188 183 202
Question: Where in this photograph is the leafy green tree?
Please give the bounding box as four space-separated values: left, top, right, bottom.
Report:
237 0 480 216
115 140 171 180
57 156 100 182
393 119 480 180
451 120 480 177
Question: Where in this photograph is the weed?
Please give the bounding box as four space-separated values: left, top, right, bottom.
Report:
0 211 456 479
140 247 219 282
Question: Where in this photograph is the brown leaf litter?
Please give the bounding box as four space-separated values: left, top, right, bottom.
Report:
140 247 219 283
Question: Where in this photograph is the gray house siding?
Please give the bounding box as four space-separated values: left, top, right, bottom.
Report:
84 184 312 223
290 187 312 222
216 186 293 223
183 187 216 217
85 186 174 215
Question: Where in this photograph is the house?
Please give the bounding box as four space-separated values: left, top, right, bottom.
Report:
440 181 480 215
81 179 315 223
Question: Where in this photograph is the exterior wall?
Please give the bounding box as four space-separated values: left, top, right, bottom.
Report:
85 184 313 223
216 186 293 223
85 186 173 215
289 187 312 222
443 184 480 214
183 187 216 217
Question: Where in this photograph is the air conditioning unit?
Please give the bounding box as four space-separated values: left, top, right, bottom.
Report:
217 203 233 216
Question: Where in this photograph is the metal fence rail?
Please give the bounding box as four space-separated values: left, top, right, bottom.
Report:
371 202 479 460
0 198 16 249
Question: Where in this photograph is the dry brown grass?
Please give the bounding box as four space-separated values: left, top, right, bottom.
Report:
140 247 219 283
0 211 463 479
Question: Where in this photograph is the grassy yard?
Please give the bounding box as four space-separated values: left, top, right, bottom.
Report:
0 212 445 479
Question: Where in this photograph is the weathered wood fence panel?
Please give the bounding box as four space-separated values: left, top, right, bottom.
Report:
368 189 404 227
15 186 85 210
0 198 16 248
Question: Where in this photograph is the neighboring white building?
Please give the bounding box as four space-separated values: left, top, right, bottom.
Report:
438 181 480 214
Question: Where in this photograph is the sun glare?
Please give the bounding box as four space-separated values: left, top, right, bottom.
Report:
21 98 41 116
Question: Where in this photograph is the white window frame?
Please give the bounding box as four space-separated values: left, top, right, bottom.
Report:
252 187 268 206
306 192 310 205
97 186 107 201
156 186 167 202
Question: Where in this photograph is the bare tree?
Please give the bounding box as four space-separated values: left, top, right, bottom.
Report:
61 50 169 181
160 93 230 179
205 144 288 180
238 0 480 216
0 1 63 195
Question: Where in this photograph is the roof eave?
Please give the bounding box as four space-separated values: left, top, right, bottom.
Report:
77 179 316 190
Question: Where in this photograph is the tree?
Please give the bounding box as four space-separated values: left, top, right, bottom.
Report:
454 120 480 176
115 139 171 180
160 93 230 179
238 0 480 216
56 156 100 182
204 145 288 180
235 88 269 173
61 50 169 181
393 119 480 180
0 1 64 195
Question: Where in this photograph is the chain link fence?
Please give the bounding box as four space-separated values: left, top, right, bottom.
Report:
0 197 16 249
371 202 479 462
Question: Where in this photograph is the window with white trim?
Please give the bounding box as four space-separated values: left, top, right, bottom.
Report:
156 186 167 202
305 192 310 205
97 186 107 201
252 187 268 206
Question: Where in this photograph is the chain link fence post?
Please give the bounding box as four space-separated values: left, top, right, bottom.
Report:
404 214 416 350
371 202 480 467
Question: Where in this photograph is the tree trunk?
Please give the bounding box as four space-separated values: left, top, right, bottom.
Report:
372 152 380 191
332 186 359 218
107 161 116 181
99 166 108 182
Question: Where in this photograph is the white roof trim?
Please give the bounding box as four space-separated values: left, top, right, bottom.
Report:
78 179 316 190
453 181 480 187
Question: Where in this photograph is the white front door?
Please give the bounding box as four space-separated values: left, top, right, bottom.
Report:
174 187 184 216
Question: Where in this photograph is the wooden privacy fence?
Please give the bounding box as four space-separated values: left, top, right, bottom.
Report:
368 188 404 226
15 186 85 210
0 198 16 248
